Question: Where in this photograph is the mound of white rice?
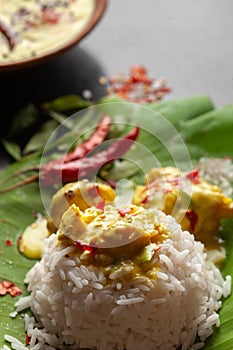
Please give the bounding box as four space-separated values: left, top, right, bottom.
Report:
8 209 231 350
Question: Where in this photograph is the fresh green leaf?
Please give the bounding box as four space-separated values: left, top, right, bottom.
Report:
42 94 92 112
1 139 22 161
204 218 233 349
149 94 214 128
47 110 73 129
0 156 43 346
0 95 232 350
5 104 40 139
23 120 58 155
99 94 215 130
181 104 233 158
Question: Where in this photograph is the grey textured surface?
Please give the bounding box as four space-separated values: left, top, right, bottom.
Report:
82 0 233 107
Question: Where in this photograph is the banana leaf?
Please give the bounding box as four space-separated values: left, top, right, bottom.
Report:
0 95 233 349
181 103 233 158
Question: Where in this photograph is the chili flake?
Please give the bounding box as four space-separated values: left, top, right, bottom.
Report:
5 239 13 247
185 170 200 184
26 334 31 346
106 65 171 103
96 199 105 212
74 241 97 253
0 279 22 297
141 195 149 204
118 208 131 217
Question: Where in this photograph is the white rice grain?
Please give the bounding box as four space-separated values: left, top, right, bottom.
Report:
116 297 144 305
5 209 231 350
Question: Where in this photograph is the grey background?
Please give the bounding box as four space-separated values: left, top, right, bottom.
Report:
82 0 233 108
1 0 233 168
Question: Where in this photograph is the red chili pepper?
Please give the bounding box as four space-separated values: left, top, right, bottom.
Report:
64 115 111 163
41 114 111 176
0 120 139 194
0 19 17 50
41 125 140 186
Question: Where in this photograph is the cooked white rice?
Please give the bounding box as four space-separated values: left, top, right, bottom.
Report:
5 209 230 350
196 157 233 197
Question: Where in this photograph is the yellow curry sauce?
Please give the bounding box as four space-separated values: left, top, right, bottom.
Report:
18 171 233 267
58 204 170 281
0 0 94 62
133 167 233 254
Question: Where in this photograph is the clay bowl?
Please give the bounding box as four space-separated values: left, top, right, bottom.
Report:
0 0 108 72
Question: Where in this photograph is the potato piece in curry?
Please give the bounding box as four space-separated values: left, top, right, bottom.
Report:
47 179 116 233
18 180 116 259
133 166 233 251
58 204 169 278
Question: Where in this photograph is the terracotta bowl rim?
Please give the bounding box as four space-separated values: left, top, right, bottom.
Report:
0 0 108 72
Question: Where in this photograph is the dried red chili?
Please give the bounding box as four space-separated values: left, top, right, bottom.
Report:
41 125 140 186
106 65 171 103
42 114 111 176
0 115 135 194
66 115 111 162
